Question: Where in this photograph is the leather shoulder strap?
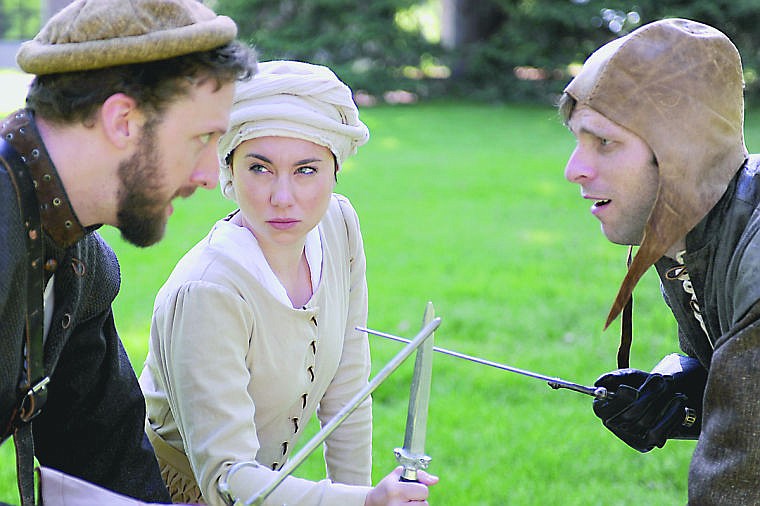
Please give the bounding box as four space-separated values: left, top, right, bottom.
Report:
1 138 49 506
0 138 48 424
616 246 634 369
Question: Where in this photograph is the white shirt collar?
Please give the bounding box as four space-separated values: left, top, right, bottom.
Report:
211 218 322 307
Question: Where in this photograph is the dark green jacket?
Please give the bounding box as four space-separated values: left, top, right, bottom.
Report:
0 116 170 503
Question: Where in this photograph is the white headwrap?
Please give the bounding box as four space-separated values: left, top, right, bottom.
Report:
217 60 370 201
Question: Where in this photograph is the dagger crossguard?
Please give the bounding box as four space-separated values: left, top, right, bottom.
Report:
394 447 432 482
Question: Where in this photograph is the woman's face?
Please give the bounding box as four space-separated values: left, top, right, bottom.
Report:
230 136 336 252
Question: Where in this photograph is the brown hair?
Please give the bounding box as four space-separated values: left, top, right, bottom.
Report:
26 41 256 126
557 92 575 126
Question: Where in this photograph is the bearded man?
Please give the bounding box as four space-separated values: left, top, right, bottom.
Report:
0 0 255 504
561 18 760 504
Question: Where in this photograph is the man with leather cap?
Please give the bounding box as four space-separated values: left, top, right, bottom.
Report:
0 0 255 503
560 18 760 504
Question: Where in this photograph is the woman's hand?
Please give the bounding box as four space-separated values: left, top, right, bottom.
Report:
364 466 439 506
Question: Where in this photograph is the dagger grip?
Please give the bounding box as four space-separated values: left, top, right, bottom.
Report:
399 471 419 483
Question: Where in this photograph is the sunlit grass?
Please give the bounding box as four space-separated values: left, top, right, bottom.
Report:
3 94 760 504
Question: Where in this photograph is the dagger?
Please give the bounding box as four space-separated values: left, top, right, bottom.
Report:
230 316 442 505
394 301 435 482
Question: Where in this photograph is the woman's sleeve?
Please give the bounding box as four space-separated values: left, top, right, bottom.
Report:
317 196 373 487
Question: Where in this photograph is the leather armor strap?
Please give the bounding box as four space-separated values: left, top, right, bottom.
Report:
2 110 85 248
617 246 634 369
1 138 48 506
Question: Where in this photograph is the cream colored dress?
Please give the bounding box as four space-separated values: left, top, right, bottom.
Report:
139 194 372 505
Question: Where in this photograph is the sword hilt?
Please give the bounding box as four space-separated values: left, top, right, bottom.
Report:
394 447 431 483
546 381 614 400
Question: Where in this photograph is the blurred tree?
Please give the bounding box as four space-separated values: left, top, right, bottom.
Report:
439 0 503 80
440 0 503 52
7 0 759 104
0 0 40 39
443 0 760 104
443 0 644 102
214 0 443 99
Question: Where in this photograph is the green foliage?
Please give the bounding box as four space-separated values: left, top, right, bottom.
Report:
213 0 444 98
452 0 760 104
0 0 40 39
5 0 760 105
446 0 604 103
208 0 760 104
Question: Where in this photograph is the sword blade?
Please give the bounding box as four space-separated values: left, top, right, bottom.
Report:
357 325 610 400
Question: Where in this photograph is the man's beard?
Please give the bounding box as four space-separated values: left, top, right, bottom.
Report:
116 122 170 247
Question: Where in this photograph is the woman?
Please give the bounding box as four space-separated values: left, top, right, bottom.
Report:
139 60 437 505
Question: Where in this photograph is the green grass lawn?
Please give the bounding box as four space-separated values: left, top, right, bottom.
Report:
3 73 760 504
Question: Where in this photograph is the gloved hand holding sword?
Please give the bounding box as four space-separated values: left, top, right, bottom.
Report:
227 302 704 505
358 325 706 454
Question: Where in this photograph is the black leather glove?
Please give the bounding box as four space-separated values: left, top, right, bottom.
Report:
592 354 707 453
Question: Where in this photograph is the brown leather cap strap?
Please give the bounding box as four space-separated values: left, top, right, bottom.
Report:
616 246 634 368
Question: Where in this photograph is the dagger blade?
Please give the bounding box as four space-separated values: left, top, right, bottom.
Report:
395 301 435 482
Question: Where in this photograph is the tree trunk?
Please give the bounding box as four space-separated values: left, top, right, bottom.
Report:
440 0 504 80
440 0 503 50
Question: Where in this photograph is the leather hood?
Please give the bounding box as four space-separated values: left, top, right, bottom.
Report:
564 18 747 328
